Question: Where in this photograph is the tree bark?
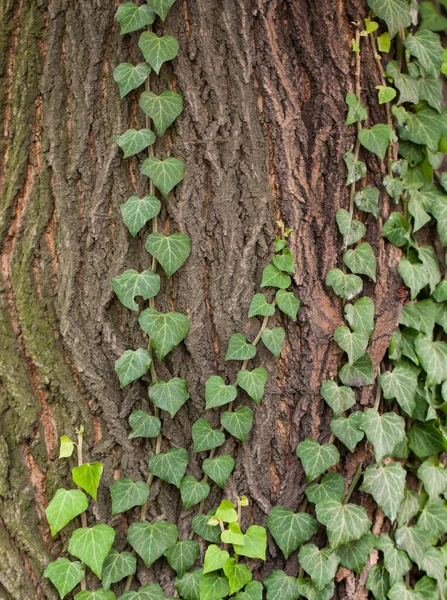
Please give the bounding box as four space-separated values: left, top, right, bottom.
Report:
0 0 403 598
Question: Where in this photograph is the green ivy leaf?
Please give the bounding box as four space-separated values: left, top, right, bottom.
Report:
267 506 318 559
59 435 74 459
199 572 230 600
120 195 161 238
297 579 335 600
408 191 432 232
388 62 420 105
376 85 397 104
334 326 369 366
180 475 210 509
276 290 300 320
149 447 189 488
116 129 155 158
360 463 406 522
145 232 191 277
417 246 441 294
237 368 268 404
354 185 380 218
191 513 221 543
140 91 182 136
415 334 447 385
261 327 285 357
202 454 235 488
138 31 179 75
296 439 340 482
113 63 151 98
221 523 245 546
320 381 355 416
358 124 392 161
388 581 425 600
139 308 190 360
102 549 136 590
225 333 257 361
109 478 149 515
68 525 115 579
376 534 412 585
339 353 374 387
175 569 201 600
366 565 390 600
344 152 366 185
272 249 295 273
336 209 366 247
419 75 443 112
408 420 447 456
404 30 443 76
394 525 432 569
378 31 391 52
205 376 237 409
345 93 367 126
343 242 377 281
414 577 438 600
128 411 161 439
326 268 363 300
221 406 254 442
74 591 116 600
149 378 189 418
344 297 375 334
315 500 372 549
396 489 420 527
112 269 160 311
264 570 299 600
298 545 339 591
431 193 447 246
418 459 447 498
233 525 267 559
164 541 200 577
380 360 418 415
381 212 411 247
400 299 437 334
418 498 447 536
335 533 376 574
367 0 412 38
396 105 447 152
119 584 165 600
330 412 364 452
398 256 430 300
147 0 176 20
234 581 263 600
72 463 103 502
192 419 225 452
128 521 178 567
248 293 276 318
45 489 88 536
261 264 292 289
203 545 230 574
305 473 345 504
223 558 252 595
44 558 85 599
434 280 447 302
115 349 151 387
116 3 156 34
359 408 406 462
140 157 184 197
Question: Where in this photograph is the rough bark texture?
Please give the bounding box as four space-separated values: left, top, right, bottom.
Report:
0 0 404 598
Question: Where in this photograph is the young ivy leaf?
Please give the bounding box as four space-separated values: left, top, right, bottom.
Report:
45 489 89 536
180 475 211 510
305 473 345 505
138 31 179 75
203 545 229 574
376 85 397 104
102 549 136 590
367 0 412 38
261 264 291 289
345 92 367 126
336 209 366 247
330 412 364 452
359 408 406 462
320 380 355 416
225 334 256 361
315 500 372 549
404 30 443 76
296 439 340 482
113 63 151 98
298 544 339 591
276 290 300 320
192 419 225 453
358 124 392 161
165 540 200 578
140 91 182 136
248 293 276 318
266 506 318 559
339 352 374 387
44 558 85 599
343 242 377 281
202 454 235 489
149 377 189 418
263 570 300 600
112 269 160 311
116 129 155 158
205 376 237 409
360 462 406 522
72 462 103 501
334 326 369 365
149 447 189 488
120 195 161 238
220 522 244 545
344 152 366 185
128 520 178 568
147 0 176 21
272 248 295 273
116 3 156 34
59 435 74 458
261 327 285 357
141 157 184 197
68 524 115 579
215 500 238 523
237 368 268 404
109 478 149 515
115 348 151 387
223 558 252 595
335 533 376 574
326 268 363 300
199 572 230 600
145 232 191 278
232 525 267 560
221 406 254 442
138 308 190 360
128 411 161 439
354 185 380 218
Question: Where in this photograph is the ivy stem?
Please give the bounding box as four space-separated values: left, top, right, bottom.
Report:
349 27 362 219
76 428 87 590
343 461 363 504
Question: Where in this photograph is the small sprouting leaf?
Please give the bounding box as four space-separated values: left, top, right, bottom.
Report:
140 91 182 136
367 0 412 38
145 232 191 277
296 439 340 482
225 333 256 361
237 368 268 404
128 411 161 439
223 558 252 595
344 297 375 334
261 264 292 289
128 521 178 567
221 406 254 442
305 473 345 505
191 513 221 543
192 419 225 452
264 570 299 600
398 257 430 300
381 212 411 247
59 435 74 458
360 463 406 522
113 63 151 98
248 293 276 318
116 128 155 159
199 572 230 600
343 242 377 281
320 381 355 416
345 93 367 126
149 447 189 488
380 360 418 415
354 185 380 218
298 545 339 591
109 478 149 515
334 326 369 365
408 420 447 457
276 289 300 320
138 31 179 74
261 327 285 357
272 249 295 273
326 268 363 300
267 506 318 559
417 459 447 498
202 454 234 489
149 378 189 417
102 550 136 590
203 545 230 574
339 352 374 387
233 525 267 560
115 349 151 387
336 209 366 247
376 534 412 585
330 412 364 452
358 124 392 161
344 152 366 185
336 533 376 574
366 565 391 600
45 489 88 536
139 308 190 360
376 85 397 104
378 32 391 52
418 498 447 536
68 525 115 578
359 408 406 462
140 157 184 197
205 376 237 409
116 3 156 34
215 500 239 523
165 541 200 578
44 558 85 599
112 269 160 311
120 195 161 238
404 30 443 76
180 475 210 510
72 463 103 502
315 500 372 549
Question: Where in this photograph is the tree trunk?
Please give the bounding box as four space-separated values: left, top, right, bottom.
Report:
0 0 403 598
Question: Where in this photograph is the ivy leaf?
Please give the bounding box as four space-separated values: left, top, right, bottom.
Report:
358 124 391 161
128 411 161 439
404 30 443 76
149 447 189 488
113 63 151 98
330 412 364 452
336 209 366 247
147 0 176 20
205 376 237 409
116 129 155 158
394 525 432 568
175 569 201 600
381 212 411 247
180 475 210 510
272 249 295 273
360 463 406 522
59 435 74 459
345 93 367 126
74 591 116 600
434 280 447 302
344 297 375 334
223 558 252 595
138 31 179 74
119 584 165 600
397 105 446 152
296 439 340 482
335 533 376 574
417 246 441 294
45 489 88 536
380 360 418 415
145 233 191 277
139 308 190 360
326 268 363 300
418 75 443 112
376 85 397 104
112 269 160 311
237 368 268 404
408 420 447 456
264 570 299 600
366 565 391 600
116 3 156 34
44 558 85 599
276 290 300 320
305 473 345 505
367 0 412 38
248 294 276 318
376 534 412 585
115 349 151 387
221 406 254 442
431 194 447 246
315 500 371 549
203 545 230 574
398 257 430 300
233 525 267 559
191 513 221 543
261 264 291 289
72 463 103 502
68 525 115 578
140 157 184 197
140 91 182 136
202 454 235 488
261 327 285 357
400 299 437 334
408 191 432 232
334 326 369 365
192 419 225 452
339 352 374 387
298 545 339 591
388 581 425 600
149 378 189 418
225 333 256 360
415 334 447 385
417 459 447 498
414 577 438 600
234 581 263 600
418 498 447 536
164 541 200 577
344 152 366 185
320 380 355 416
354 185 380 218
109 478 149 515
359 408 406 462
267 506 318 559
127 521 178 567
120 195 161 238
199 572 230 600
343 242 376 281
102 550 136 590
